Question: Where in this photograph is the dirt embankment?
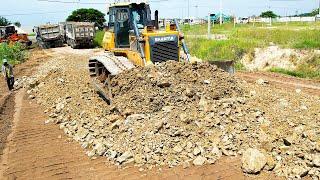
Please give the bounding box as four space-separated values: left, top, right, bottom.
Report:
241 46 320 71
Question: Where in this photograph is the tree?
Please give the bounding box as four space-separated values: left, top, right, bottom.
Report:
66 8 106 29
299 8 320 17
0 16 10 26
14 21 21 27
260 11 278 18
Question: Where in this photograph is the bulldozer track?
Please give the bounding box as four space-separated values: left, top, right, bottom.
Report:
88 53 135 103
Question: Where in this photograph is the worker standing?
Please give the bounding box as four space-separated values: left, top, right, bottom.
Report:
1 59 15 91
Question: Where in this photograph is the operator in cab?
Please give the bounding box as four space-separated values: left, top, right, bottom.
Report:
1 59 15 91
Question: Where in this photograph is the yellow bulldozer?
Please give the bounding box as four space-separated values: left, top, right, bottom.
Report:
88 2 190 103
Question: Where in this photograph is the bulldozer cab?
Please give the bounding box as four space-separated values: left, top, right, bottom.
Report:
0 26 16 38
108 3 151 48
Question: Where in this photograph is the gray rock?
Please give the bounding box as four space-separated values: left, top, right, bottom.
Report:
193 156 207 166
94 142 106 156
76 127 89 139
313 154 320 167
193 147 201 156
203 80 211 84
28 95 35 99
109 150 117 159
284 137 293 146
291 165 309 178
110 120 122 130
126 114 146 122
242 148 267 174
157 81 171 88
173 145 183 153
256 79 268 85
117 151 133 164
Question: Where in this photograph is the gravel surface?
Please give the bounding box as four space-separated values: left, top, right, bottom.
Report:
15 49 320 179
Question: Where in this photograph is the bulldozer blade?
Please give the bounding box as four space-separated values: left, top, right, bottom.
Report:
209 60 235 74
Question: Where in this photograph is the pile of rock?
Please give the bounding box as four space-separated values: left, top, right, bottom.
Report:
20 54 320 179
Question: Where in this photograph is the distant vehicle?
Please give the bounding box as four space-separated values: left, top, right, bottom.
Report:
239 17 249 24
209 13 232 24
65 22 95 49
34 24 64 49
0 25 32 47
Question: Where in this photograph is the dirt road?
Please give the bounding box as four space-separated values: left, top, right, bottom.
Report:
237 71 320 96
1 47 319 179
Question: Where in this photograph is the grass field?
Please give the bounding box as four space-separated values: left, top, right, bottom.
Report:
183 22 320 61
183 22 320 79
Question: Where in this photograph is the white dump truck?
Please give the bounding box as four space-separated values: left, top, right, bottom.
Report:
34 24 64 49
65 22 95 49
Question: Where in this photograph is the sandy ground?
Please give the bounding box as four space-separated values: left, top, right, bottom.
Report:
1 46 320 179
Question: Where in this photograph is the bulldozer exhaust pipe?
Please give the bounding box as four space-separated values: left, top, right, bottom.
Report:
155 10 159 30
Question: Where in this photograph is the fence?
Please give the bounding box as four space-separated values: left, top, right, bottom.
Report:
256 16 316 23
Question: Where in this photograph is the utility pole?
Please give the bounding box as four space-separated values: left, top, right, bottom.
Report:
219 0 222 25
188 0 190 24
195 5 198 20
208 14 211 39
319 0 320 15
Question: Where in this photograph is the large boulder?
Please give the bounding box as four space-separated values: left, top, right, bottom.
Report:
242 148 267 174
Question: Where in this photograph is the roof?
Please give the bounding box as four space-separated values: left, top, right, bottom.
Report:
66 22 95 26
38 24 59 28
109 1 148 7
9 24 27 34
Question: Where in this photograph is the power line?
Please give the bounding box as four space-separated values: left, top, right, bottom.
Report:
0 11 69 17
37 0 168 4
37 0 107 4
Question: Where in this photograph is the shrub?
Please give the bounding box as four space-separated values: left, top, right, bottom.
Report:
0 43 27 65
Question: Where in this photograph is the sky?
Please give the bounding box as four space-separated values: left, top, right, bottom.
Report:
0 0 318 32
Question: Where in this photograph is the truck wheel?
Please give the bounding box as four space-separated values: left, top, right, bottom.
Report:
58 40 64 47
42 42 50 49
71 40 77 49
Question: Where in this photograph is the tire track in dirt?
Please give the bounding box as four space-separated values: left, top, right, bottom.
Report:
237 71 320 96
0 93 14 157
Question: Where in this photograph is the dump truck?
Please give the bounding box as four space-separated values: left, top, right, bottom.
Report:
34 24 64 49
0 25 32 47
66 22 95 48
88 2 190 104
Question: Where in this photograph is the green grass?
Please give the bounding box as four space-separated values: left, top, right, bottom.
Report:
232 28 320 49
0 43 27 65
28 33 36 36
94 30 105 47
270 67 320 79
186 38 258 61
182 22 320 72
